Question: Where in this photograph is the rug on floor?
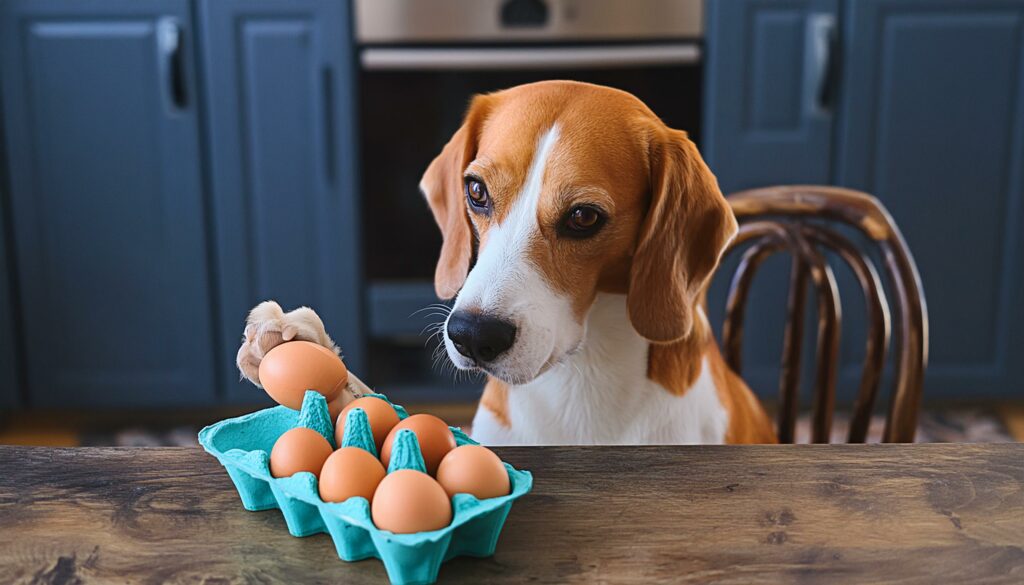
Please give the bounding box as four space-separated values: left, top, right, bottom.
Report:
83 408 1015 446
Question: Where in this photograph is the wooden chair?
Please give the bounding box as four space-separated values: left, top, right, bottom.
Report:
720 186 928 443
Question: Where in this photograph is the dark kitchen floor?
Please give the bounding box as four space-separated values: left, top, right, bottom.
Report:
1 402 1020 446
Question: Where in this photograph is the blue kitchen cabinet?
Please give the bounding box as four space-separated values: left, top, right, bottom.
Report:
836 0 1024 398
199 0 363 403
704 0 843 398
706 0 1024 401
704 0 839 193
0 0 217 407
0 197 19 408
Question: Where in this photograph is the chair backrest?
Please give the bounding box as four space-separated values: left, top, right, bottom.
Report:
720 186 928 443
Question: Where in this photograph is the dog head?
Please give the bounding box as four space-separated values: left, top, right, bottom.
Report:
422 81 737 385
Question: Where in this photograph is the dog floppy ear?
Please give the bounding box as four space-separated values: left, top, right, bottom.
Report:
421 96 492 299
627 129 738 343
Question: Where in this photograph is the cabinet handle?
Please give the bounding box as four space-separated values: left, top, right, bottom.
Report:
157 18 187 110
809 14 838 112
321 66 336 185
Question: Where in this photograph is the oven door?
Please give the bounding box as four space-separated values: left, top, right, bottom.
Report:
358 44 703 399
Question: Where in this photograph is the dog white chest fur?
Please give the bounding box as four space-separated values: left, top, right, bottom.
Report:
470 294 729 445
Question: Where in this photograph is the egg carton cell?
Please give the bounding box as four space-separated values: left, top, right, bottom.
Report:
198 391 533 585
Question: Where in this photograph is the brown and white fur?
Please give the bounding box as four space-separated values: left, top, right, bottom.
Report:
237 81 775 445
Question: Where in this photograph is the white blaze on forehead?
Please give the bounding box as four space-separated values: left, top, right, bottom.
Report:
507 124 560 247
461 125 561 310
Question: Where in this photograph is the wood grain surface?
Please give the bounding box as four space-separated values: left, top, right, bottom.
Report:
0 444 1021 584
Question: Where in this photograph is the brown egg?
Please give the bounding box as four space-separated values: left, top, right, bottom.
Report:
380 414 456 475
335 397 400 451
436 445 510 499
269 427 333 478
319 447 387 503
371 469 452 533
259 341 348 410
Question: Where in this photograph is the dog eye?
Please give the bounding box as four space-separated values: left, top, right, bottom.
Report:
561 205 606 238
464 178 490 212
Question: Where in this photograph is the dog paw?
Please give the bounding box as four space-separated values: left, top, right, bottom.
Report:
236 300 339 388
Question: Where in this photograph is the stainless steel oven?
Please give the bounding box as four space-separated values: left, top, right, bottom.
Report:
355 0 705 400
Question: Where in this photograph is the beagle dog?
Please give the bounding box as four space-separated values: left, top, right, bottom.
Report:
237 81 776 445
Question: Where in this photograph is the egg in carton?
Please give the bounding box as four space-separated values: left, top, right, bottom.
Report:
198 389 533 585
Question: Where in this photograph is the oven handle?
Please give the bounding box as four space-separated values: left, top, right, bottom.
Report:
360 43 701 71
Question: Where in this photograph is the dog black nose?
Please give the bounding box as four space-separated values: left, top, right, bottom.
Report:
446 311 517 364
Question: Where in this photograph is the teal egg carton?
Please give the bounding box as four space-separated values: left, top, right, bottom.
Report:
198 390 532 585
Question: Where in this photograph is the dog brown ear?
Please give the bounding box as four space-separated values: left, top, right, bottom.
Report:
420 96 492 299
627 129 738 343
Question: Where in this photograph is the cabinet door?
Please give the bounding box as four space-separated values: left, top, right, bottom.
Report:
0 0 216 407
703 0 838 193
200 0 363 403
836 0 1024 398
704 0 840 397
0 198 19 408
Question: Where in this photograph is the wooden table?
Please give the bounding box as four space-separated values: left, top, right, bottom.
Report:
1 444 1022 583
